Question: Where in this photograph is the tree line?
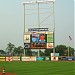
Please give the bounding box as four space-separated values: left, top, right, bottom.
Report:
0 42 74 56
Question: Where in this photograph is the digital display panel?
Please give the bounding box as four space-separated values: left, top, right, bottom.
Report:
39 34 46 43
31 43 46 49
24 31 54 49
32 34 46 43
32 34 39 43
47 34 54 42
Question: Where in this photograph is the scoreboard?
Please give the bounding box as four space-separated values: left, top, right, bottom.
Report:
24 32 54 49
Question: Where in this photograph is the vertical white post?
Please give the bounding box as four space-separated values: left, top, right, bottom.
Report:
23 4 25 56
38 3 40 57
52 1 55 54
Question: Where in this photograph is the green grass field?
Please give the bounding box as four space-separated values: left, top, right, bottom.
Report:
0 61 75 75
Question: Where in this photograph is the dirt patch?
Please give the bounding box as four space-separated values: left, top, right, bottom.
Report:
0 72 17 75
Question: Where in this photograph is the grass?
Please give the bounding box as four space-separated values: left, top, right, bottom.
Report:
0 61 75 75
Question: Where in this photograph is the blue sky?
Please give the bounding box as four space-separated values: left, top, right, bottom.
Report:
0 0 74 50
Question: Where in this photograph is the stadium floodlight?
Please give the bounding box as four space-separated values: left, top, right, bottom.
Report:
22 0 55 5
22 1 36 5
45 0 55 2
36 0 55 4
36 1 46 3
22 2 32 4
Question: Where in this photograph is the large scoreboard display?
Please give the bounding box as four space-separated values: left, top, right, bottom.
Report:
24 31 54 49
30 33 46 49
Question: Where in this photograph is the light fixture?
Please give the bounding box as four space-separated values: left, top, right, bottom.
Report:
36 1 46 3
45 0 55 2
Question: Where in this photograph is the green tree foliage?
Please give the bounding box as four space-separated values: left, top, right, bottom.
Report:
44 49 53 56
5 43 74 56
14 46 24 56
55 45 74 56
13 47 18 55
39 50 44 56
44 45 74 56
6 43 24 56
55 45 67 56
0 50 6 55
67 46 74 56
6 42 15 53
26 49 32 56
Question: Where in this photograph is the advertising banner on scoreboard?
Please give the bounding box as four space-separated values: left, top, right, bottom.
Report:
24 43 30 49
47 43 53 49
24 34 30 43
47 33 54 42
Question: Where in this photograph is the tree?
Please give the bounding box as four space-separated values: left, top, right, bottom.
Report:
14 46 24 56
26 49 32 56
13 47 18 56
39 50 44 56
44 49 53 56
6 42 15 54
67 46 74 56
55 45 67 56
0 50 6 55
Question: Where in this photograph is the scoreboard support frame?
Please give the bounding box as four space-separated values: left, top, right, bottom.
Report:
22 0 55 57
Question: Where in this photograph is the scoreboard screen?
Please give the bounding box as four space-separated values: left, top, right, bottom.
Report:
32 34 39 43
39 34 46 43
32 34 46 43
31 43 46 49
24 31 54 49
31 33 46 49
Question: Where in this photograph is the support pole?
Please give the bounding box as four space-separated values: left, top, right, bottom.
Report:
23 4 25 56
52 1 55 54
68 46 69 56
38 3 40 57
